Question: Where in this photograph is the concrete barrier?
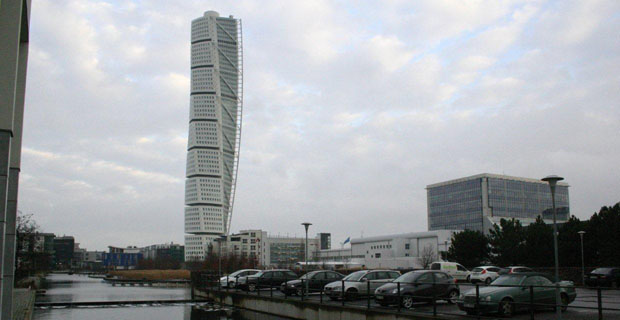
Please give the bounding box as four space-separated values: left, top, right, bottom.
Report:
196 289 440 320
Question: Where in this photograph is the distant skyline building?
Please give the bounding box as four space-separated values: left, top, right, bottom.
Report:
184 11 243 261
427 173 570 233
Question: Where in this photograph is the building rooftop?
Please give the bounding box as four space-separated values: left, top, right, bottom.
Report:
350 230 454 244
426 173 570 189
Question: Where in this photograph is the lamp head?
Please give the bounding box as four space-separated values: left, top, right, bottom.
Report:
542 175 564 187
578 231 586 235
301 222 312 232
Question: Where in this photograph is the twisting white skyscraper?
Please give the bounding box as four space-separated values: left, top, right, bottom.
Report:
184 11 243 261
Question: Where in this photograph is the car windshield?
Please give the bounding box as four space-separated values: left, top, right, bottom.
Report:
343 271 366 281
251 271 264 277
592 268 613 275
472 268 484 272
228 270 244 277
299 272 317 279
491 275 526 285
394 271 420 283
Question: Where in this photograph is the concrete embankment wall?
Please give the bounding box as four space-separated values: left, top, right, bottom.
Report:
196 289 436 320
12 289 35 320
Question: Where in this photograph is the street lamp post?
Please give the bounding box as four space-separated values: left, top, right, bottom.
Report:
302 223 312 294
301 223 312 273
542 175 564 320
578 231 586 285
217 235 226 278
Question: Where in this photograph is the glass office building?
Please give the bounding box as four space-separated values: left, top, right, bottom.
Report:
427 174 569 233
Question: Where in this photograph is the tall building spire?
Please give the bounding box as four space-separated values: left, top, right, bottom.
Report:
184 11 243 261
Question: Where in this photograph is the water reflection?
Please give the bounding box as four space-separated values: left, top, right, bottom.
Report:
38 273 190 303
34 273 291 320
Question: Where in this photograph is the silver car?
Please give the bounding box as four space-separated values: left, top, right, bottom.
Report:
219 269 261 288
323 270 400 300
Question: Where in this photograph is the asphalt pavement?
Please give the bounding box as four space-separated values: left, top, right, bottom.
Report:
216 283 620 320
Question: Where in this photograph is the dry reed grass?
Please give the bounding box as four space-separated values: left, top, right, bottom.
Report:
108 269 190 280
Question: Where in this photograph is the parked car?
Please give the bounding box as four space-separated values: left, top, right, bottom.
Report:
500 266 534 275
280 270 344 295
323 269 400 300
219 269 261 288
236 269 298 292
470 266 503 285
585 268 620 288
374 270 460 308
457 273 576 317
430 261 471 282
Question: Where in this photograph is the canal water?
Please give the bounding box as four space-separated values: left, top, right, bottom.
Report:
34 273 291 320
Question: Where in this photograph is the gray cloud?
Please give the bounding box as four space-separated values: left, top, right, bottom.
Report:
19 0 620 250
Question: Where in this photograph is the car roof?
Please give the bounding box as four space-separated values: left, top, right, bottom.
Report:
501 272 553 280
264 269 292 271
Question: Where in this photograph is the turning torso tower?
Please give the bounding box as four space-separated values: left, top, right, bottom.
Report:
184 11 242 261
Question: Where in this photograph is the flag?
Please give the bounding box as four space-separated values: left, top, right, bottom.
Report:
343 237 350 245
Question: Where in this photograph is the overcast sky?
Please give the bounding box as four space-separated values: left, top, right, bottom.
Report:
19 0 619 251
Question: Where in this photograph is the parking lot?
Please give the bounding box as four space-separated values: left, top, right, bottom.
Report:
211 283 620 320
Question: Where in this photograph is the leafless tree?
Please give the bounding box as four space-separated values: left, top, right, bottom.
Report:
420 244 437 269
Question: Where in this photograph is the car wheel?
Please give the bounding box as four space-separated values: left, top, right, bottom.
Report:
447 290 459 304
345 288 358 301
485 277 492 285
296 287 303 296
498 298 514 317
561 293 569 312
401 295 414 309
248 284 256 292
228 281 235 288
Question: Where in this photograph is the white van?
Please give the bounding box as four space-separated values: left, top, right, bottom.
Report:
429 262 471 281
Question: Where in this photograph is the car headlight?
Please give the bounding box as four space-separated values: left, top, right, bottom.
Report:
391 288 401 294
459 293 465 299
484 296 491 302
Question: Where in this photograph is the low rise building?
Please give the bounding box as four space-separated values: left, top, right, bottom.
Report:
141 243 185 263
84 251 104 270
72 243 86 269
103 246 143 269
217 230 327 268
53 236 75 268
32 233 55 254
316 230 454 270
219 229 266 266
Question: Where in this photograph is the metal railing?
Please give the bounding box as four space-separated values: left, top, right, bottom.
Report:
195 273 620 320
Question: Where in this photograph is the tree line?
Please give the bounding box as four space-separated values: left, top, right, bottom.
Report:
448 202 620 270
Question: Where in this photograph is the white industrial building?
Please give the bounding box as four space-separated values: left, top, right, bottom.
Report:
315 230 454 270
184 11 243 261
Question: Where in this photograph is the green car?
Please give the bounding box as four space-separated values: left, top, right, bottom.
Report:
457 273 576 317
